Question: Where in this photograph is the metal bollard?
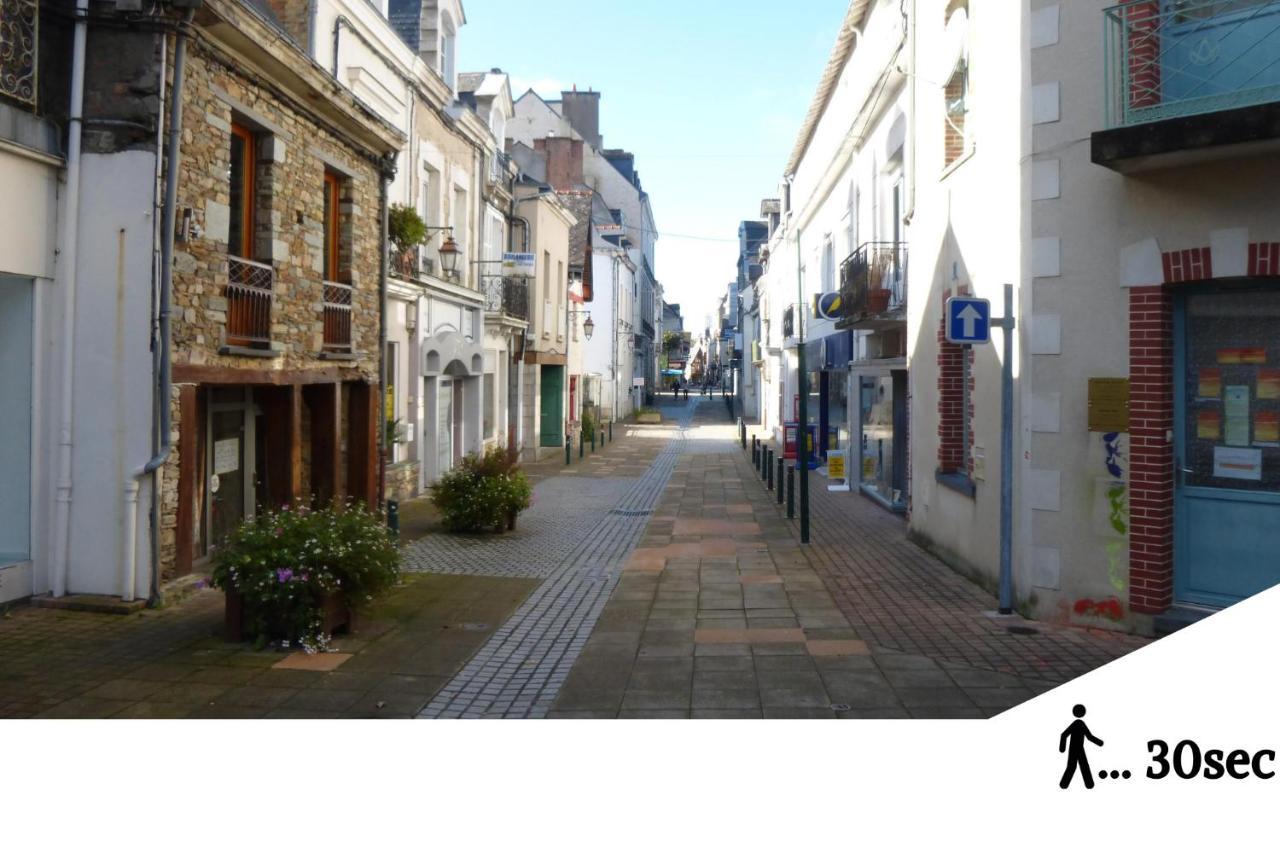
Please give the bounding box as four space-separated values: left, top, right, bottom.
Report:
752 437 758 466
386 499 400 538
609 421 613 442
787 465 795 519
591 429 596 453
565 435 571 465
764 448 772 483
579 430 584 459
599 429 605 449
777 458 785 504
740 420 746 448
767 449 774 491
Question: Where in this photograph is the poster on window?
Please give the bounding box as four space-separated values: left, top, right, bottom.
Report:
1213 446 1263 481
1196 410 1221 441
214 438 239 475
1255 411 1280 446
1224 386 1250 447
1258 369 1280 401
1197 368 1222 400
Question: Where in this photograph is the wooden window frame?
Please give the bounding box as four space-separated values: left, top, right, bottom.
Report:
230 123 256 258
323 170 341 282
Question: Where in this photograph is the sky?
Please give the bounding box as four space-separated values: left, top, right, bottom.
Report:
459 0 849 335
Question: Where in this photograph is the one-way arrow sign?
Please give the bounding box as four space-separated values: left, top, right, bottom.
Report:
945 296 991 344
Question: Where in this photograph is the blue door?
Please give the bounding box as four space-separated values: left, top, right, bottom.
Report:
1173 285 1280 606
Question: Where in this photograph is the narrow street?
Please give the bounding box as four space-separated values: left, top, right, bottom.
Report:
406 394 1146 718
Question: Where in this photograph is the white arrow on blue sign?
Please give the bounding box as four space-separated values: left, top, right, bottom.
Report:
945 296 992 344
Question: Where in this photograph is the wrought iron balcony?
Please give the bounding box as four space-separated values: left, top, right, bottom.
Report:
225 256 274 350
483 276 529 321
1103 0 1280 129
1 0 37 106
322 280 353 353
836 242 908 331
389 245 435 281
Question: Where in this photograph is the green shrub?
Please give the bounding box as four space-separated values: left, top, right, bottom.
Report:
581 408 597 440
388 204 427 252
431 447 533 533
210 501 400 650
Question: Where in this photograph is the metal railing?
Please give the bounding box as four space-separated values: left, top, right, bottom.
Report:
838 242 908 326
323 280 353 352
226 256 274 349
390 245 435 280
483 275 529 320
0 0 37 106
1104 0 1280 128
488 150 511 185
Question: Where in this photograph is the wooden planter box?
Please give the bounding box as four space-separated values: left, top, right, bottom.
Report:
224 590 356 643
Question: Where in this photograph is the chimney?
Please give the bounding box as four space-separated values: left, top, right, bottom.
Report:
559 88 602 150
533 136 584 191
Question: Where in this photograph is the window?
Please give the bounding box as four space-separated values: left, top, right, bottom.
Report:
323 171 342 281
440 12 457 91
484 372 495 439
543 299 552 339
557 261 565 339
451 185 467 281
942 2 971 170
228 123 256 259
821 237 835 294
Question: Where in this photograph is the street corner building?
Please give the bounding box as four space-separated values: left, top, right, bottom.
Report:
1 0 402 605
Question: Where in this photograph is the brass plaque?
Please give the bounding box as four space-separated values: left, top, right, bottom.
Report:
1088 378 1130 432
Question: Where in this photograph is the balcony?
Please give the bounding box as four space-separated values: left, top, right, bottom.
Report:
487 150 512 190
225 256 274 351
1 0 37 106
390 245 436 281
836 242 908 331
1094 0 1280 171
322 280 353 354
483 276 529 321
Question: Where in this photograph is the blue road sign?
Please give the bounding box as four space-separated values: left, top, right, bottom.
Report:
945 296 992 344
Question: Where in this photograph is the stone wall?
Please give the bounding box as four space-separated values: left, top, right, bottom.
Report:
384 461 420 503
171 38 383 376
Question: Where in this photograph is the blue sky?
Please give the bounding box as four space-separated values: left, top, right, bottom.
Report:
459 0 848 333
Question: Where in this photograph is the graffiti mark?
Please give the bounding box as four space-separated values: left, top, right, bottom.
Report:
1107 484 1128 536
1103 432 1125 478
1073 597 1124 622
1105 541 1126 593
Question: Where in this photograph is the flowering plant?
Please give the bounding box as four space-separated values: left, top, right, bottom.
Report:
210 500 400 649
430 446 533 533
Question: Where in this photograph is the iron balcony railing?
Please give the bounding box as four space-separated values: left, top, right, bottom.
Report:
838 242 908 327
226 256 274 349
483 275 529 321
322 280 353 352
1103 0 1280 129
1 0 37 106
488 149 511 185
390 244 435 280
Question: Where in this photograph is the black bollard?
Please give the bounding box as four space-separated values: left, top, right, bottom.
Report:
590 428 596 453
565 435 571 466
787 464 795 519
599 429 605 449
752 437 758 466
767 449 774 491
609 421 613 442
579 430 584 459
764 448 772 482
386 499 400 538
777 457 785 505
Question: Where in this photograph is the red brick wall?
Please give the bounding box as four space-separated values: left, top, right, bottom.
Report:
1162 247 1212 283
936 289 973 477
1126 1 1163 110
1249 242 1280 276
1128 285 1174 613
535 137 584 192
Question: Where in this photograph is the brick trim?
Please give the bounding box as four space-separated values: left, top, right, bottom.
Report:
1161 247 1212 284
1248 242 1280 277
1127 285 1174 613
936 287 974 479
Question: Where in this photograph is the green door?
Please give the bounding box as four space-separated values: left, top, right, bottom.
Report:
540 365 564 447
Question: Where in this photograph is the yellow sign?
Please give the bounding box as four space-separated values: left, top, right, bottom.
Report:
828 452 845 481
1087 378 1130 433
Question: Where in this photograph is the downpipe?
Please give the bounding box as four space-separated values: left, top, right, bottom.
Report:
50 0 90 598
131 5 197 605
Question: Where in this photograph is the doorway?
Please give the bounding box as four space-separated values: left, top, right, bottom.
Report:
540 365 565 447
206 387 259 553
1173 284 1280 605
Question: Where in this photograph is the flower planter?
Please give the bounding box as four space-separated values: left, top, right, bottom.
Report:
637 413 662 424
866 288 892 314
224 589 355 644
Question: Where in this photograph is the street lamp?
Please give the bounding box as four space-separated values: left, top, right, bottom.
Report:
582 315 595 340
436 235 461 276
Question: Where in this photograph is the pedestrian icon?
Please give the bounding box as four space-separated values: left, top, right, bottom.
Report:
945 296 991 344
1059 704 1105 789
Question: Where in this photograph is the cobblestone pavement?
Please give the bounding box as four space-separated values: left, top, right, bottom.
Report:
417 398 702 718
544 399 1146 719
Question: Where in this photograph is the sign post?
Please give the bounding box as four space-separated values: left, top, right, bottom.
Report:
944 286 1016 614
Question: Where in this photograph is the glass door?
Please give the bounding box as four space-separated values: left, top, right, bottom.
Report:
860 375 896 504
1174 285 1280 605
438 379 454 475
207 404 252 552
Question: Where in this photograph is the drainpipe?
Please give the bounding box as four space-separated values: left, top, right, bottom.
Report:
125 6 197 605
378 153 396 509
50 0 90 598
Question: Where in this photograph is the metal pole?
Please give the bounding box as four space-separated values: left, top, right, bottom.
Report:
777 457 785 504
579 429 584 459
787 464 795 519
565 435 571 466
998 282 1016 614
591 428 596 454
767 448 774 491
793 197 810 544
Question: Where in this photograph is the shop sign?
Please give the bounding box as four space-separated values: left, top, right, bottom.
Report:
826 449 850 492
502 252 536 276
1087 378 1130 433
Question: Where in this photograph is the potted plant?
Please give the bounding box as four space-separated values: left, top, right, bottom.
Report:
211 501 401 650
865 252 894 314
430 446 533 534
388 204 427 274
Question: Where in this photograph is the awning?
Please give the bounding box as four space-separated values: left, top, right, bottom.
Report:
802 331 853 370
